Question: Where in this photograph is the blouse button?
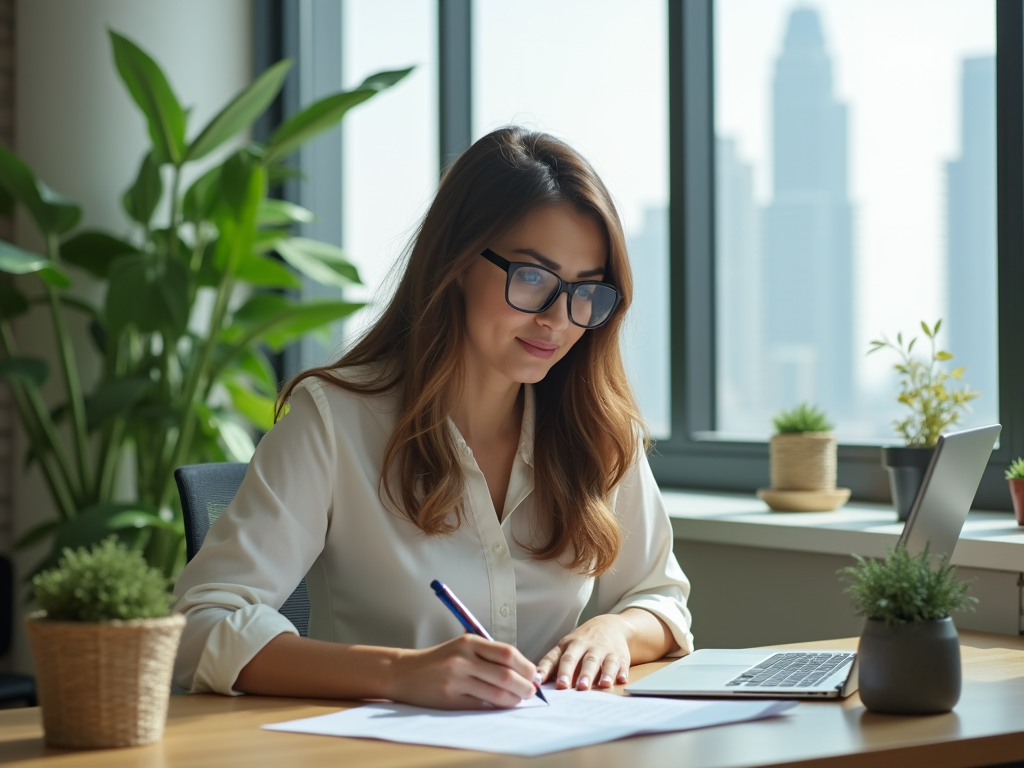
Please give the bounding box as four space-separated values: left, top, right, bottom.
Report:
492 542 503 553
500 604 511 617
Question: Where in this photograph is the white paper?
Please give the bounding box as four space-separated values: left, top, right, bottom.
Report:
262 687 797 756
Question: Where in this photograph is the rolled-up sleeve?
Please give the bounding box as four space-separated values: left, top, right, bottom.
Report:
172 381 335 694
597 451 694 657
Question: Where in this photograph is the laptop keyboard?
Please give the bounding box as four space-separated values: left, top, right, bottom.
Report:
725 652 855 688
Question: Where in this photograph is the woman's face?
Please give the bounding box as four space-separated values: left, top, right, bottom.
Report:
460 204 609 386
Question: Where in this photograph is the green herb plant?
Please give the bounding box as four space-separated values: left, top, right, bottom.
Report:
839 543 976 627
32 537 173 622
0 31 411 580
867 319 979 448
1006 458 1024 481
772 403 834 434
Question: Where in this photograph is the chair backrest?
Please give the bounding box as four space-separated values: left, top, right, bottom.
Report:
174 463 309 637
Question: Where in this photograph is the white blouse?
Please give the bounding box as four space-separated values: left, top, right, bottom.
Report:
172 372 694 695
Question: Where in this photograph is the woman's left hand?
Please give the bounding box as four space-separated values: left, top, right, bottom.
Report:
536 613 634 691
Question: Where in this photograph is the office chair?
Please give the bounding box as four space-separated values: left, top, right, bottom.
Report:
0 555 37 707
174 463 310 637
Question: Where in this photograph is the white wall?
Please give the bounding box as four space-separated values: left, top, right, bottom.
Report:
10 0 252 674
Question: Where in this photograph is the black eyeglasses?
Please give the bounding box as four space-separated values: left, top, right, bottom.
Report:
480 249 621 329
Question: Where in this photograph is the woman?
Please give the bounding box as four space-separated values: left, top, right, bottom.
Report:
173 127 693 710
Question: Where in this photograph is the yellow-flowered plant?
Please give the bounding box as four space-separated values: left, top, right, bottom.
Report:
868 319 979 448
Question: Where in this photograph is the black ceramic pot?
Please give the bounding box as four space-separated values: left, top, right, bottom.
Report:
881 446 936 522
858 617 961 714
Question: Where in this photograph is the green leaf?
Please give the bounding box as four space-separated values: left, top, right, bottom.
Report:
186 59 293 162
0 278 29 320
253 227 289 254
0 184 12 217
227 294 363 352
224 378 277 431
213 153 265 275
60 231 140 279
0 357 49 387
14 519 62 551
220 150 260 216
84 376 153 430
936 351 954 361
258 199 315 227
105 253 190 336
0 144 82 236
183 164 221 223
208 413 256 462
263 67 413 164
226 346 277 397
275 237 361 288
122 151 164 225
0 239 71 287
109 31 187 166
235 254 301 289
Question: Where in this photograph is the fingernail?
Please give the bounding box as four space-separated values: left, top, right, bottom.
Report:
533 672 544 685
577 676 590 689
600 674 613 686
617 673 628 683
557 675 570 688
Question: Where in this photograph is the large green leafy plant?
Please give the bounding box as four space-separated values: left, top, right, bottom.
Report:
0 31 410 578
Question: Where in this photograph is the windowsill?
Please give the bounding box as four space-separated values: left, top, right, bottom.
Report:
663 489 1024 573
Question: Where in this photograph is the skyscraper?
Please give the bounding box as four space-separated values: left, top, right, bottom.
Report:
716 137 761 434
946 56 997 421
761 7 854 418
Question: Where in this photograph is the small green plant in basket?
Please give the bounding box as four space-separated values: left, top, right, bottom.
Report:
32 537 172 623
26 537 186 748
772 403 834 434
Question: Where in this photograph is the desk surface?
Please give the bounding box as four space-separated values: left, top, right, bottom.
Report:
4 631 1024 768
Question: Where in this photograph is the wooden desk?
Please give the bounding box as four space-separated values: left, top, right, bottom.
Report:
4 632 1024 768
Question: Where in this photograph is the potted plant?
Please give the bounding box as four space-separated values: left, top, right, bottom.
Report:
757 403 850 511
0 31 411 580
25 537 183 747
1006 458 1024 525
840 543 975 715
868 320 979 521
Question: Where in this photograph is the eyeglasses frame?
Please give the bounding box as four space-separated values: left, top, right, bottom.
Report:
479 248 622 329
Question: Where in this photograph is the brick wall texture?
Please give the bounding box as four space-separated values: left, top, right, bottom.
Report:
0 0 14 555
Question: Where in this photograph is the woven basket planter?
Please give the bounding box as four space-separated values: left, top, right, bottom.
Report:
769 432 837 491
25 611 185 748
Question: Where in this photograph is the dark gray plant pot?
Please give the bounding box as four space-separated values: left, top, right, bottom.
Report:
881 446 936 522
858 616 960 714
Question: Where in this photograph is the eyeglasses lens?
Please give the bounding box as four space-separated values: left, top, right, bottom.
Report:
570 284 617 328
508 265 616 328
508 266 560 310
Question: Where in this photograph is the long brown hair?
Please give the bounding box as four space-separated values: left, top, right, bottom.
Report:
276 126 647 576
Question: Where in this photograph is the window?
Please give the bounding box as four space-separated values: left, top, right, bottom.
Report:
472 0 671 437
715 0 998 442
268 0 1024 510
341 0 439 344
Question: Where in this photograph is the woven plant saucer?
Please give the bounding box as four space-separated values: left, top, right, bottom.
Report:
757 487 851 512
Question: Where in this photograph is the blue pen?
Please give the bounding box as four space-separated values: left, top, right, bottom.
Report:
430 579 549 704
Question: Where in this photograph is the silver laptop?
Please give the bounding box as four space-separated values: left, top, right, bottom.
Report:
626 424 1001 700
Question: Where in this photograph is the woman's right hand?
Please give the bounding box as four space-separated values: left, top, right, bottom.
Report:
386 634 539 710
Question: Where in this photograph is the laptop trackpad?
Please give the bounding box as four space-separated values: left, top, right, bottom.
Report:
673 666 751 688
